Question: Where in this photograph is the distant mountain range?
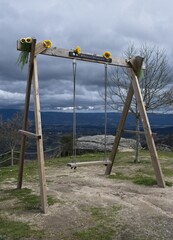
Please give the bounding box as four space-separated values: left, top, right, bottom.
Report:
0 109 173 136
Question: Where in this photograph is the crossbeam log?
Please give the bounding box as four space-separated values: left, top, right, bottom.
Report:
19 130 41 138
123 129 157 136
17 40 130 68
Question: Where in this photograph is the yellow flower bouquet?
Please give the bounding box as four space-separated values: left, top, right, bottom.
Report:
43 40 52 48
103 51 112 59
74 46 81 55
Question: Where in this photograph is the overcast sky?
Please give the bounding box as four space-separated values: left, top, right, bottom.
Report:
0 0 172 112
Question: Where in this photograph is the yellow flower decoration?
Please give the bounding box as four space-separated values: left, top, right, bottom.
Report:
103 51 112 59
75 46 81 55
18 37 33 70
25 37 32 43
43 40 53 48
20 38 26 43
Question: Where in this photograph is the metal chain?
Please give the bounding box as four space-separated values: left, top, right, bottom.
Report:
72 59 77 161
104 63 108 159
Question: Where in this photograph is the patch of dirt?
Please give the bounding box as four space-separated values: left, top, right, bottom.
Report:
1 165 173 239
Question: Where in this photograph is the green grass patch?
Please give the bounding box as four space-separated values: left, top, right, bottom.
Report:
74 205 121 240
165 181 173 187
110 172 158 186
162 167 173 177
6 188 57 210
158 151 173 158
110 173 173 187
136 167 154 176
90 207 106 221
0 161 39 183
132 175 157 186
0 216 44 240
45 152 107 167
74 226 115 240
0 166 18 182
111 205 122 212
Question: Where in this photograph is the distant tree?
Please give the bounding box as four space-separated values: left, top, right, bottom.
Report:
0 115 6 153
0 112 31 166
3 113 23 165
108 43 173 162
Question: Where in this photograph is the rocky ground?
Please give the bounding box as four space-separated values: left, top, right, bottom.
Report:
1 161 173 240
76 135 137 152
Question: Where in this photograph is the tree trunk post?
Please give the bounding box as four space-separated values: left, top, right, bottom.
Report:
130 68 165 188
17 39 36 189
33 57 48 214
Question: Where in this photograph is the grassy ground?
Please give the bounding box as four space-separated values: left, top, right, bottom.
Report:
0 150 173 239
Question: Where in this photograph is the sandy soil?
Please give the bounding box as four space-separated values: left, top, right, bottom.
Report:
2 164 173 240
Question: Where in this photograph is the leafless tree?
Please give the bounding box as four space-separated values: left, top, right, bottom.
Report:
3 113 23 165
0 112 29 165
108 43 173 162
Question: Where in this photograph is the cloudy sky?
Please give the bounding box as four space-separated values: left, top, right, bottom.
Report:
0 0 172 112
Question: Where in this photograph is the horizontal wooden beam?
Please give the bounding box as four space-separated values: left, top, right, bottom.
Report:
124 129 146 135
123 129 157 136
34 41 47 56
67 160 111 168
19 130 41 138
17 40 129 68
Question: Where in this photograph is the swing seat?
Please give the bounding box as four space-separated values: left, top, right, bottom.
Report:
67 160 112 168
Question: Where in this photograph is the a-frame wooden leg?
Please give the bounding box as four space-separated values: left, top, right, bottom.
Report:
105 83 134 175
17 40 36 189
105 56 165 188
33 57 48 213
105 57 144 176
130 69 165 188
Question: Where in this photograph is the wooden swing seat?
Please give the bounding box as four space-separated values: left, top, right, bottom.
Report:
67 160 111 168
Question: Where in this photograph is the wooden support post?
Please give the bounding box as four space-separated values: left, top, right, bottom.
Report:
130 69 165 188
33 57 48 213
17 39 36 189
106 55 165 187
105 83 134 175
105 56 143 176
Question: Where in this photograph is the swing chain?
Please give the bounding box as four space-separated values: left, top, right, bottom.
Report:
104 63 108 160
72 59 77 162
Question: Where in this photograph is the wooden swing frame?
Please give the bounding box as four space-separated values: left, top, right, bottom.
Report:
16 38 165 213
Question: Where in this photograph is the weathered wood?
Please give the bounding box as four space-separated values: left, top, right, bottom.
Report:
105 83 135 175
105 56 144 176
67 160 111 168
17 40 129 68
129 68 165 188
34 41 47 56
19 130 41 138
17 39 36 189
105 55 165 188
128 56 144 76
33 57 48 213
123 129 157 136
41 48 129 67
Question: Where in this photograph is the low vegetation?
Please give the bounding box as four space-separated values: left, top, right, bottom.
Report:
0 150 172 239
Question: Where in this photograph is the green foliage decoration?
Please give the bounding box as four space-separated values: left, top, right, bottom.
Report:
17 37 32 70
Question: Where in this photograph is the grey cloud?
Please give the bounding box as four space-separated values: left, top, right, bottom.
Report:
0 0 172 111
